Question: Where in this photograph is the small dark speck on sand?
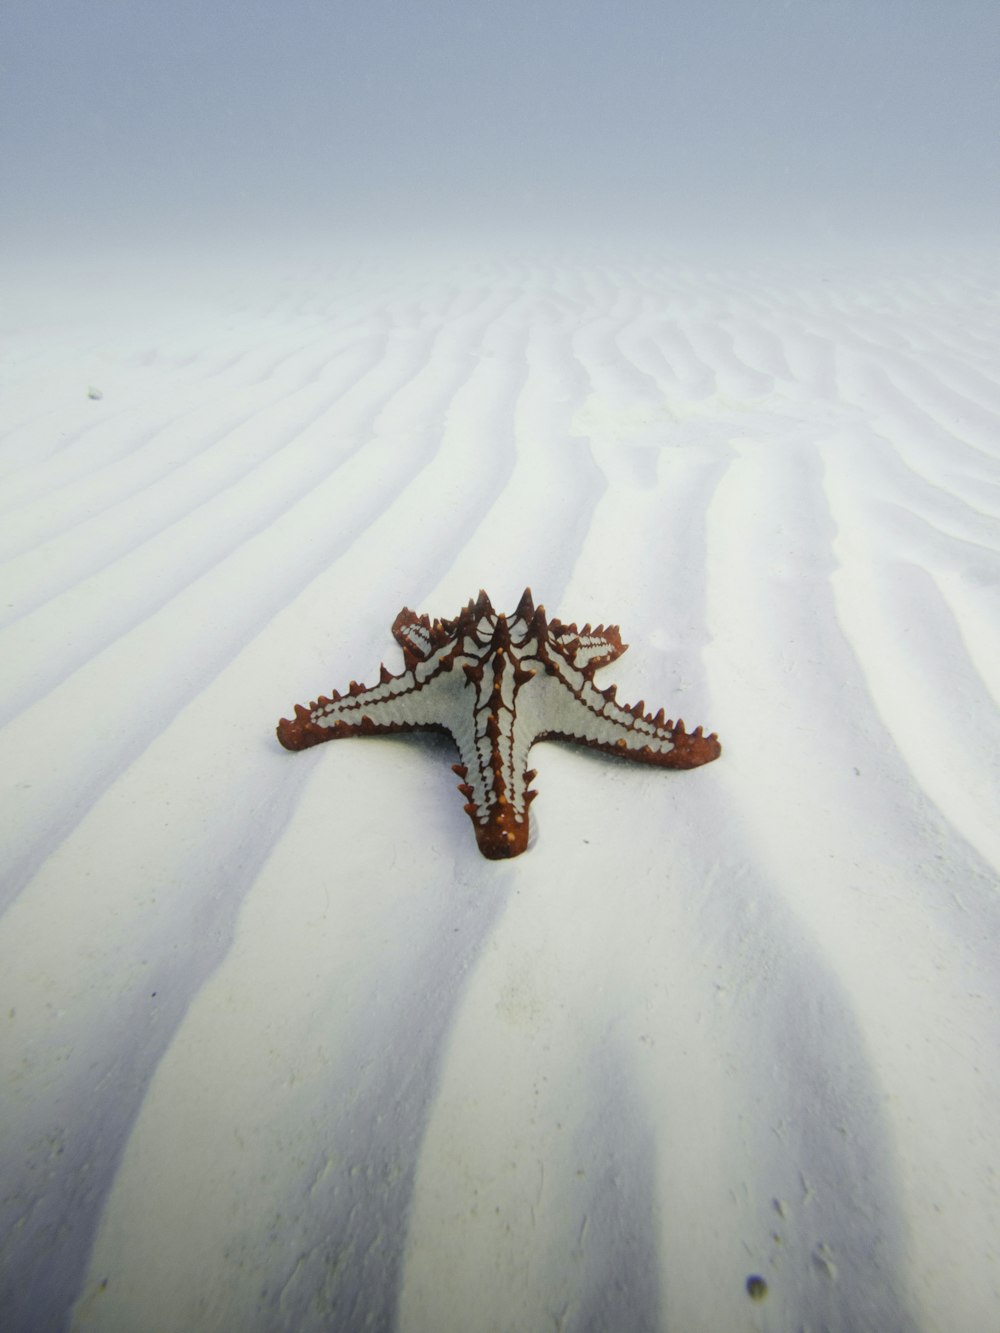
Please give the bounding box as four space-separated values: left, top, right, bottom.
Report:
746 1275 768 1300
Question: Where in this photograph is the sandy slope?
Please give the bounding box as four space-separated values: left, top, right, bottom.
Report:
1 244 999 1332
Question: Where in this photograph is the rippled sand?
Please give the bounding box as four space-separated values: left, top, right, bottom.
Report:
2 243 998 1332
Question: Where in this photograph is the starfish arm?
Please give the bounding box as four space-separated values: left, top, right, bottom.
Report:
548 619 627 673
441 661 537 860
276 656 467 750
527 671 721 769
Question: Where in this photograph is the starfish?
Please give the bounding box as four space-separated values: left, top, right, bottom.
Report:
277 589 721 859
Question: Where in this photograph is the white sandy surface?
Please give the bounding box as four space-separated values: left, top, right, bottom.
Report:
2 242 999 1332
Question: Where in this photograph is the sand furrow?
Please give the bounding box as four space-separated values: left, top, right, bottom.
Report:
824 497 1000 874
705 435 1000 1331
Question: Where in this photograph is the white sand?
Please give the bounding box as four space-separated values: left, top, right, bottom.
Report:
2 243 999 1331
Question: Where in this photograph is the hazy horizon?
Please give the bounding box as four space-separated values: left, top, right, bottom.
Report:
2 0 998 255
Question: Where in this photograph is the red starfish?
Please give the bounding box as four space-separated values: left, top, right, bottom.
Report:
278 589 721 858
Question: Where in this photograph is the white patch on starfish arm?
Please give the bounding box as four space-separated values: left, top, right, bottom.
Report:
546 655 585 694
531 669 676 756
507 615 535 647
448 705 494 825
310 653 464 732
563 638 612 671
445 640 540 824
398 622 433 660
552 629 623 673
415 654 445 684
